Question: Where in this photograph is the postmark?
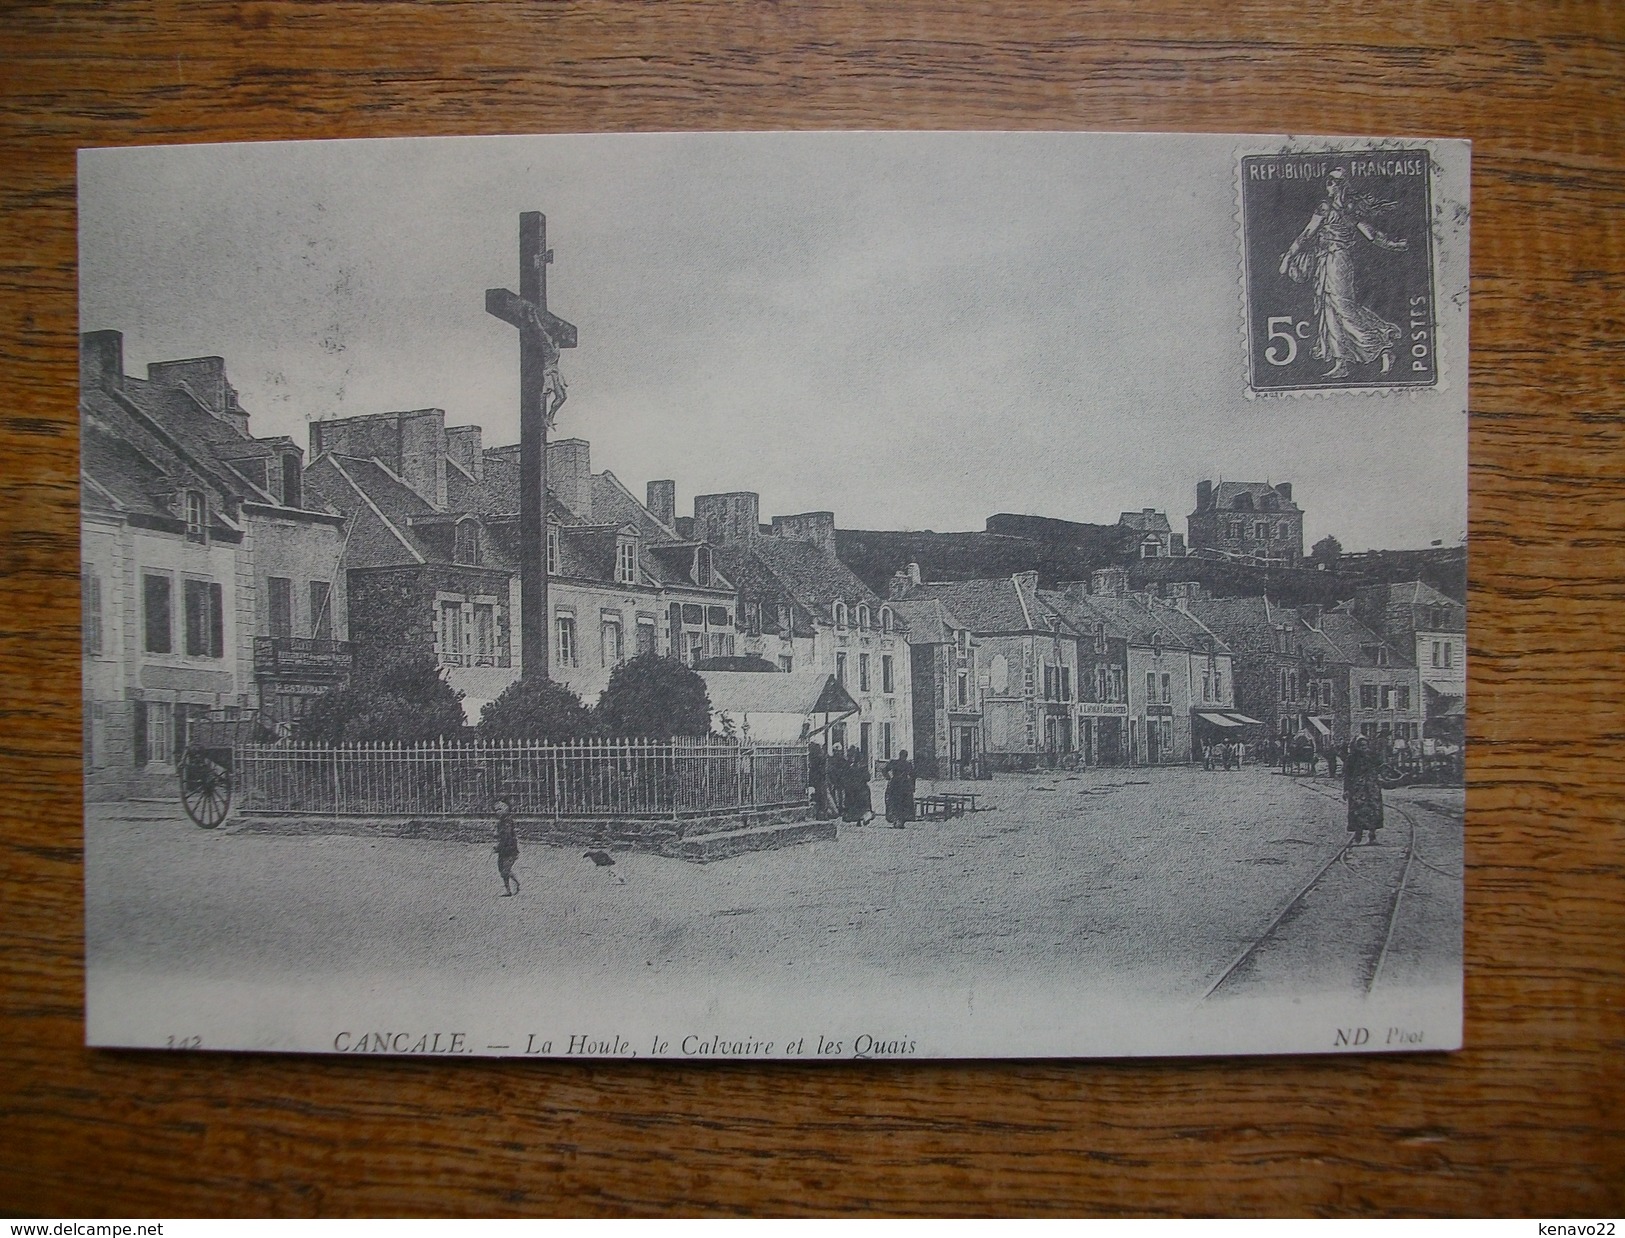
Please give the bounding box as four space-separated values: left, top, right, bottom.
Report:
1240 148 1436 394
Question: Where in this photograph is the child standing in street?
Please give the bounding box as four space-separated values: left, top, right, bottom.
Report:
494 798 520 896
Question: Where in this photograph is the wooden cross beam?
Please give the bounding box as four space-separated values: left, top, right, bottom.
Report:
486 212 577 684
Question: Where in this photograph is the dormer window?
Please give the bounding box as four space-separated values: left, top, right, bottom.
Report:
616 538 638 585
1152 632 1163 656
546 526 561 575
1233 493 1254 511
880 606 894 633
833 601 849 630
693 545 714 587
185 491 207 543
1094 623 1107 654
856 603 871 630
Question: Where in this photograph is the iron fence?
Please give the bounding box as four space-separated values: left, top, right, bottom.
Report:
236 737 809 819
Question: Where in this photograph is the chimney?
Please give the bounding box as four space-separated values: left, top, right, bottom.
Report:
907 561 922 585
889 570 911 600
146 357 251 437
1013 570 1039 596
1091 566 1130 597
1196 480 1213 511
547 437 593 521
770 511 837 556
647 480 677 529
396 409 449 509
694 492 760 546
1060 581 1090 602
1275 481 1293 503
80 330 125 393
445 426 484 483
1144 507 1156 517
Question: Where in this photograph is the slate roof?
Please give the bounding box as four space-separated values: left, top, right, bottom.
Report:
1193 481 1300 514
1316 610 1413 668
889 597 968 645
717 538 881 617
898 575 1070 636
1118 510 1172 534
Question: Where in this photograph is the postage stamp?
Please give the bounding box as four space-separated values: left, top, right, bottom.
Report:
1240 147 1437 394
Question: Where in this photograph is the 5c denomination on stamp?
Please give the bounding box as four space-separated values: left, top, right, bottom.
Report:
1241 148 1437 394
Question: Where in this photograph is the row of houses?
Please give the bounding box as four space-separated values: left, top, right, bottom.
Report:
80 330 1465 795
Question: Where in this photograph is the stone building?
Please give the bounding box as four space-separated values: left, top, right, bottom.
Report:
1187 480 1304 565
892 571 1086 771
80 331 350 795
889 591 983 779
305 418 739 717
1353 580 1466 739
1117 508 1185 558
682 491 912 765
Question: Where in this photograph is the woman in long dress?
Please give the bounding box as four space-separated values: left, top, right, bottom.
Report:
1280 169 1409 379
1342 735 1385 846
841 748 874 825
884 750 917 829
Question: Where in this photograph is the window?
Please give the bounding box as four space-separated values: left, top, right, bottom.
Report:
1094 623 1107 654
546 527 561 575
1360 684 1378 709
601 617 623 668
1431 640 1442 668
137 700 173 766
616 539 637 584
880 721 893 760
860 721 872 757
441 601 467 665
555 614 577 667
833 601 848 629
82 568 103 657
1203 671 1212 702
856 604 871 630
1254 521 1270 540
185 491 206 543
1280 669 1290 701
836 652 848 685
779 654 793 673
1361 721 1377 739
1380 685 1394 710
681 604 704 626
859 653 871 692
882 654 894 694
475 604 496 664
183 579 224 658
281 453 302 508
1397 685 1411 710
707 606 731 628
1214 671 1223 700
1110 666 1124 702
1097 666 1108 702
881 607 894 633
636 617 657 657
684 631 704 665
777 604 793 634
143 573 173 654
454 522 479 566
1443 642 1454 669
268 576 293 641
1161 673 1171 704
958 670 970 707
1147 672 1156 703
1322 678 1334 708
310 581 332 642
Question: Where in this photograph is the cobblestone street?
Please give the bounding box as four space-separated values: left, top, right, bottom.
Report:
89 765 1462 1032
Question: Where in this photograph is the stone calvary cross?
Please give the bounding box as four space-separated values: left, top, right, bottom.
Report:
486 212 577 683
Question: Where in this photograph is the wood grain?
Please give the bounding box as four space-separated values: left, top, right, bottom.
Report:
2 0 1621 1217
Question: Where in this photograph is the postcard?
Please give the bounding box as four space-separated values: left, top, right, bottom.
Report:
79 131 1467 1059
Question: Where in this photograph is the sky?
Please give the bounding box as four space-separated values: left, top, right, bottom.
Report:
79 131 1469 551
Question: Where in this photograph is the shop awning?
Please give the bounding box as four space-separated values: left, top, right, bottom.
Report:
1307 716 1331 735
1196 711 1242 728
1223 711 1263 726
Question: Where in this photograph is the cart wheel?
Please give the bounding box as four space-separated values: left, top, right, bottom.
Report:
1378 762 1408 789
179 747 232 828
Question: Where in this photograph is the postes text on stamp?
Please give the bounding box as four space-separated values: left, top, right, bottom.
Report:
1241 148 1436 394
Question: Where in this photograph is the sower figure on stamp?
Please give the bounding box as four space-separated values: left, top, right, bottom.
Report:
1342 735 1385 847
494 797 521 896
1280 168 1409 379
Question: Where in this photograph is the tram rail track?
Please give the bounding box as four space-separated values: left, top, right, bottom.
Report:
1200 777 1421 1002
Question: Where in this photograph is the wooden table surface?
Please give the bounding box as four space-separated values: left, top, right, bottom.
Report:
3 1 1621 1218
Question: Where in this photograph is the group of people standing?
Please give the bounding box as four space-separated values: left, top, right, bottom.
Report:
807 742 917 828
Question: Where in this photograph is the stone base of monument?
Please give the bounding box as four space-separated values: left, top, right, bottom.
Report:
228 805 828 861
